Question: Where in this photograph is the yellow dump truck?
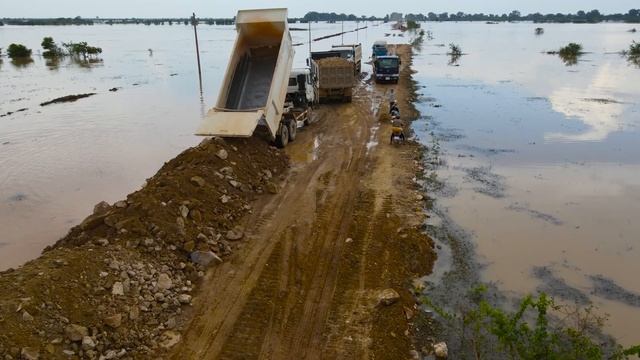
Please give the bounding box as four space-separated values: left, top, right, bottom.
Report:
196 8 296 147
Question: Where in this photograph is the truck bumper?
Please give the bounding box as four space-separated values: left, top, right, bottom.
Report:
375 74 399 83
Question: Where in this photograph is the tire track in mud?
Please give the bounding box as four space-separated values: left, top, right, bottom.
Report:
171 44 435 360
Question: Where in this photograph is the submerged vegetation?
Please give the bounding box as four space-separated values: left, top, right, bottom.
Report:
7 43 32 59
447 43 464 65
423 287 640 359
41 37 62 58
535 27 544 35
62 42 103 60
623 41 640 66
547 43 584 65
407 19 421 30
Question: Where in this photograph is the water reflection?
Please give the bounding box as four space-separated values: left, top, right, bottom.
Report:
412 22 640 346
546 63 630 142
10 58 34 68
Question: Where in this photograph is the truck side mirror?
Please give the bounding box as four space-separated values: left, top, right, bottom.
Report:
306 58 309 66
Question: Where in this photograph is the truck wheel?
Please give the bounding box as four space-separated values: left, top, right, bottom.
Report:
275 122 289 148
288 120 297 142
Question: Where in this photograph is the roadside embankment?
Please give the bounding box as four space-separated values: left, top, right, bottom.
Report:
0 137 288 359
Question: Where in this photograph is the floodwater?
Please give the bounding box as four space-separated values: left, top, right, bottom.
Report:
412 22 640 345
0 21 400 270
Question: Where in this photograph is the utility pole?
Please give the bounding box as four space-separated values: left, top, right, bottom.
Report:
191 12 203 93
341 20 344 45
308 21 312 58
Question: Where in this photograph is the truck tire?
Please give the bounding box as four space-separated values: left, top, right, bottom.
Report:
275 122 289 148
288 120 297 142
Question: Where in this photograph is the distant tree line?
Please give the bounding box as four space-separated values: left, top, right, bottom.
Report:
408 9 640 23
301 12 382 22
2 16 94 25
2 9 639 26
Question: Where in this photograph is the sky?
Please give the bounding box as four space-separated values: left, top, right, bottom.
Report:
2 0 638 18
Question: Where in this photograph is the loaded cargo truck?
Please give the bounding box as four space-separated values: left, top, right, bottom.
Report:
309 44 361 103
196 8 296 147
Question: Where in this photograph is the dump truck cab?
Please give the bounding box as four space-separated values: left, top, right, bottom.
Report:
374 55 401 84
287 68 314 107
372 40 388 59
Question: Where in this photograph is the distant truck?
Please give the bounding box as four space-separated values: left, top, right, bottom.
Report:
196 8 297 147
372 41 388 59
373 55 401 84
309 44 361 103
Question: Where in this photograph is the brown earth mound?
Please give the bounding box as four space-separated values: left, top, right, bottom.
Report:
0 136 288 359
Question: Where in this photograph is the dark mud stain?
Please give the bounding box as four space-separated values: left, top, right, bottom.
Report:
456 144 515 156
0 242 7 248
0 108 28 117
526 96 549 102
40 93 96 107
463 166 507 198
434 128 465 142
533 266 590 305
582 98 623 104
507 203 564 225
7 193 28 202
589 275 640 307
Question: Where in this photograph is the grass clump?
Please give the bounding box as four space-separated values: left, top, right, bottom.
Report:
535 27 544 35
423 286 640 359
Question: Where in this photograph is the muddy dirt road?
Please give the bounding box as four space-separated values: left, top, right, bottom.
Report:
172 45 435 359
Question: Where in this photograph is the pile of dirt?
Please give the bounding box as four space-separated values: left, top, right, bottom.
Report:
0 136 288 359
316 57 352 67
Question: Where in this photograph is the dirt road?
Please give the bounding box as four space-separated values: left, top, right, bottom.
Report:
172 45 435 359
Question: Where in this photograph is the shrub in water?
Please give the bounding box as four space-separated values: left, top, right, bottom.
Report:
7 43 32 59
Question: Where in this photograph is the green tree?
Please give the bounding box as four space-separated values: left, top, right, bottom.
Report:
41 37 61 58
7 43 32 59
62 41 102 60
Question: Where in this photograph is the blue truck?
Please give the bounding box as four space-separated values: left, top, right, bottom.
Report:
373 55 401 83
372 41 388 59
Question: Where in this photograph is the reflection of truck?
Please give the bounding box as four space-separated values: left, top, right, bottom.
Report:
196 8 296 147
372 41 388 59
373 55 401 84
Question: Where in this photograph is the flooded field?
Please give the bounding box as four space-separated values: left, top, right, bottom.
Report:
412 22 640 346
0 22 399 270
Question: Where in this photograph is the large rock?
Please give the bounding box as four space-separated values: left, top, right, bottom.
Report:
81 336 96 350
112 282 124 296
178 294 192 304
65 324 88 342
22 310 34 322
20 347 39 360
190 176 206 187
378 288 400 306
266 181 279 194
160 331 182 349
93 201 110 214
157 273 173 290
103 313 122 328
225 227 244 241
216 149 229 160
190 251 223 267
434 342 448 358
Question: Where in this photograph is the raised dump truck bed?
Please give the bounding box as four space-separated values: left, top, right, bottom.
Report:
197 8 294 142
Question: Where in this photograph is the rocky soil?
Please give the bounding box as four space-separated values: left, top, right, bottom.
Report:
0 137 288 359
